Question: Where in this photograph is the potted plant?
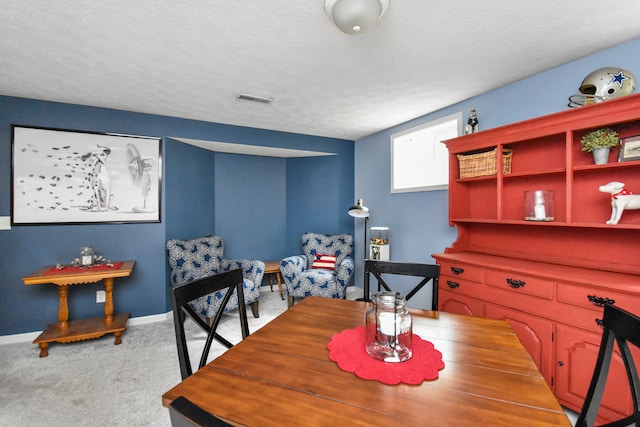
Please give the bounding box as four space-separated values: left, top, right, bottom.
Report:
581 127 619 164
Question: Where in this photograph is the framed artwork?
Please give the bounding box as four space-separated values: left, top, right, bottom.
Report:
12 125 162 225
618 135 640 162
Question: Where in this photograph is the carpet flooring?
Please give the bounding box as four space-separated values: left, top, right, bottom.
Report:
0 286 341 427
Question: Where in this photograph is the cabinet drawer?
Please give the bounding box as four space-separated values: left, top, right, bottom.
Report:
485 270 554 300
438 261 483 283
557 283 640 313
439 276 487 298
439 275 482 295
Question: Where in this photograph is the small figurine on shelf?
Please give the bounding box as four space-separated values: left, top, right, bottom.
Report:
599 181 640 225
465 108 479 134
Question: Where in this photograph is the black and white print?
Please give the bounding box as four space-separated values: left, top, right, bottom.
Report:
12 126 161 224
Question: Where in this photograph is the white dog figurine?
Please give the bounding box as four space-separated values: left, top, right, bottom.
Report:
598 181 640 225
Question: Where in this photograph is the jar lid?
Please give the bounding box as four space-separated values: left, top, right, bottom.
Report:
372 291 406 307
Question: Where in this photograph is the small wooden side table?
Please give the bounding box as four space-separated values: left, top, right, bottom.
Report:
22 260 135 357
264 260 284 300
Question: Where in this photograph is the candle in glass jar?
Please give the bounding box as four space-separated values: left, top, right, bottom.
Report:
365 291 413 362
378 312 400 336
534 203 546 220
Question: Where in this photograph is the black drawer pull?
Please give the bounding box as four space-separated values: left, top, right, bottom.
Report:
587 295 615 307
450 267 464 275
506 278 525 288
596 318 604 328
446 280 460 289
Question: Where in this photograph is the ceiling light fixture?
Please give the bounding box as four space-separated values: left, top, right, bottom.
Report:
324 0 389 35
235 93 274 104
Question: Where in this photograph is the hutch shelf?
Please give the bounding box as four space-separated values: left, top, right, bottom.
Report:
433 93 640 424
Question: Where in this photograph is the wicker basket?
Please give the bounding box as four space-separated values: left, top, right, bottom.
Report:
457 148 513 179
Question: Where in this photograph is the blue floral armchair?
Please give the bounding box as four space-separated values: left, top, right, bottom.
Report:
166 235 264 318
280 233 354 308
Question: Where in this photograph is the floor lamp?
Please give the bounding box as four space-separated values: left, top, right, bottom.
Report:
348 198 370 260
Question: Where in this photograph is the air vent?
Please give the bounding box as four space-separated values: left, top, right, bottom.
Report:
235 93 274 104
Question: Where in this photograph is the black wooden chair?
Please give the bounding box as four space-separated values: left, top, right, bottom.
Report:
169 396 233 427
363 260 440 310
575 304 640 427
170 268 249 380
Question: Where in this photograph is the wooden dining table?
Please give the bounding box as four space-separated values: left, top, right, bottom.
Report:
162 296 570 426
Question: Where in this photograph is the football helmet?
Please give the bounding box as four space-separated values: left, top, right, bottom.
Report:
568 67 636 108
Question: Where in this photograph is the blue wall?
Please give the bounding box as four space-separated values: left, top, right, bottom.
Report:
3 37 638 335
0 98 353 336
353 37 640 309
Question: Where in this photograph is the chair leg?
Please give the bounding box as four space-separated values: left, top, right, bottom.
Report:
250 301 259 318
288 296 294 309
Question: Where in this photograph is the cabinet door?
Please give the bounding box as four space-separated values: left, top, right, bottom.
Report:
555 324 639 424
485 303 554 387
439 288 483 316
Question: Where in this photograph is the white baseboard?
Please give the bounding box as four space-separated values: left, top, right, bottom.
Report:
0 311 173 345
0 331 41 345
1 285 362 345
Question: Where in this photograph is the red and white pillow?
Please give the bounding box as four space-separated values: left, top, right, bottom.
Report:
312 254 337 270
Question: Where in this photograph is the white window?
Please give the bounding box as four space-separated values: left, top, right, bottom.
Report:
390 112 461 193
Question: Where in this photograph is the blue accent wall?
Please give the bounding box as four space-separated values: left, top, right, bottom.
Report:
214 152 286 260
0 98 353 336
353 37 640 309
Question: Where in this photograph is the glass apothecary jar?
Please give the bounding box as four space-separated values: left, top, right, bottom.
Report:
365 291 413 362
369 226 389 245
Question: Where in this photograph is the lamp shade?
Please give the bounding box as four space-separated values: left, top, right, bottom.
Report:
348 198 370 218
324 0 389 35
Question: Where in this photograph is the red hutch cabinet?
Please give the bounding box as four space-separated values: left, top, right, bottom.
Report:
433 93 640 423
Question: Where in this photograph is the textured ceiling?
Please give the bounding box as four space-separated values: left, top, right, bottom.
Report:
2 1 640 141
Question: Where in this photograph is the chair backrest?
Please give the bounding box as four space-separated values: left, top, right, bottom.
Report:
166 235 225 286
170 268 249 380
575 304 640 427
169 396 232 427
301 233 353 269
364 260 440 311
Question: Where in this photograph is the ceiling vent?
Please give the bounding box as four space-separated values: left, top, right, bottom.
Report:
235 93 274 104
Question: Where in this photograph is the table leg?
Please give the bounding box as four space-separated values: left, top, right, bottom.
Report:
277 272 284 300
104 278 114 324
38 342 49 358
58 285 69 329
114 330 123 345
269 274 274 292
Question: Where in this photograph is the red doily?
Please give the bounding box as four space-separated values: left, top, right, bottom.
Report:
42 262 124 276
327 326 444 385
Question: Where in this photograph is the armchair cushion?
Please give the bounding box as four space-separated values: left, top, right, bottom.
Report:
166 235 264 318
